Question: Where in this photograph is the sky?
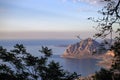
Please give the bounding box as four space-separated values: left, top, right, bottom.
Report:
0 0 102 39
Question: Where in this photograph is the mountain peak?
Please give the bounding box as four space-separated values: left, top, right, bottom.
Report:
62 38 100 58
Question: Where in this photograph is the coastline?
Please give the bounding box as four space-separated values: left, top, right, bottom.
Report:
61 54 103 59
97 56 113 69
61 54 113 69
61 55 113 80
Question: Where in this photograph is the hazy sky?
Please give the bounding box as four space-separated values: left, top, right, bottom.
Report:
0 0 102 39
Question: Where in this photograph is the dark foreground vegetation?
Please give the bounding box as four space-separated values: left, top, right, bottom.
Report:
0 44 78 80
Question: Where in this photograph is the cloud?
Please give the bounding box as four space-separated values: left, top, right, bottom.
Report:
79 0 100 4
77 7 95 13
61 0 67 3
61 0 101 5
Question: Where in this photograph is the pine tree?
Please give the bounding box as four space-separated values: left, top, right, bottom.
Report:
0 44 78 80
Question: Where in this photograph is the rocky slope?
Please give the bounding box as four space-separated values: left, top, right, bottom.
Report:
62 38 101 58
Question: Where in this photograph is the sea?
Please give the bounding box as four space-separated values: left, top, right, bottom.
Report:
0 39 101 76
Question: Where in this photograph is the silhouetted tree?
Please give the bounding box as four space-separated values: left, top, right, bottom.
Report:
89 0 120 80
89 0 120 40
93 68 113 80
0 44 78 80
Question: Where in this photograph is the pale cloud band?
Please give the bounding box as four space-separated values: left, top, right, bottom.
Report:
62 0 101 4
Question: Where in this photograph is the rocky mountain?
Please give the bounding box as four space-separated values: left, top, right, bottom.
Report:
62 38 101 58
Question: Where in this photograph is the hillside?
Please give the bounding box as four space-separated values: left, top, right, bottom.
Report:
62 38 105 59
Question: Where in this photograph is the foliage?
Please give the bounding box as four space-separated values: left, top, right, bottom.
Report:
0 44 78 80
110 37 120 71
89 0 120 80
89 0 120 39
93 68 113 80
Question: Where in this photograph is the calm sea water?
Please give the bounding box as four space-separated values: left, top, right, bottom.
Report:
0 39 100 76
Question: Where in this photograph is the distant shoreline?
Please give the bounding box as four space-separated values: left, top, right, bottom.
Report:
61 54 103 59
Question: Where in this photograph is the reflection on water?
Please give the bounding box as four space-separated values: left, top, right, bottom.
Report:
50 55 100 76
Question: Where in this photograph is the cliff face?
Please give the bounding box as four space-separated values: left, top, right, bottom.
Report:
62 38 100 58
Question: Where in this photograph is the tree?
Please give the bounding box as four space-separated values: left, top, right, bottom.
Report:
89 0 120 80
89 0 120 39
96 0 120 68
0 44 78 80
93 68 113 80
